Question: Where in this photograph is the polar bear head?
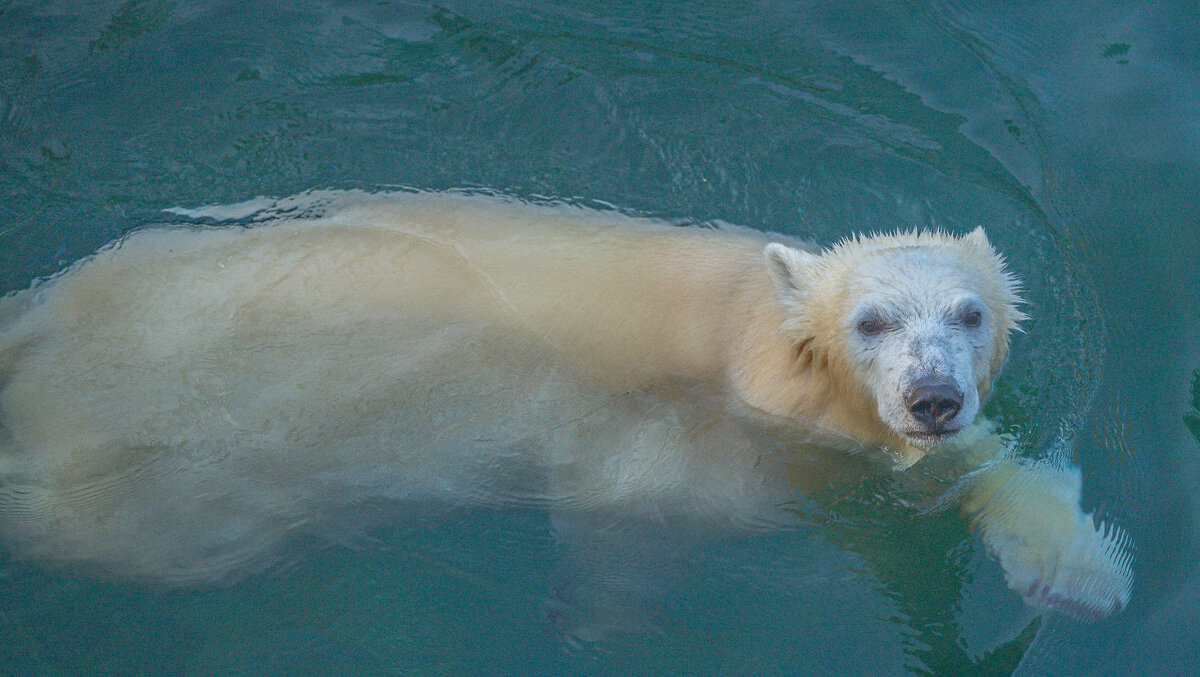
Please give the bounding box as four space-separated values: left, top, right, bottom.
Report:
763 228 1024 458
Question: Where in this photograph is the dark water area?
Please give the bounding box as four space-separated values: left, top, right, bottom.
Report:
0 1 1197 674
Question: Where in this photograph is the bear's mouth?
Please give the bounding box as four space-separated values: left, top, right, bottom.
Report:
904 427 963 447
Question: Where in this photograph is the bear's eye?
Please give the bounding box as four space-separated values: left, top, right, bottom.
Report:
857 318 884 337
962 310 983 328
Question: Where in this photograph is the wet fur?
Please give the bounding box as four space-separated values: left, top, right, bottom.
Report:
0 190 1131 617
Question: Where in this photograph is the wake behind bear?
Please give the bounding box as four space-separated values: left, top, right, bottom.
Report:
0 190 1131 623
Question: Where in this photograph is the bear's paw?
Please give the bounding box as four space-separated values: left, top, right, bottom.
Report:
970 460 1134 620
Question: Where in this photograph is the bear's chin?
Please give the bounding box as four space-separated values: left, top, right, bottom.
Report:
902 428 965 449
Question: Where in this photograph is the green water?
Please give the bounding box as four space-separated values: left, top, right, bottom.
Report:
0 1 1197 674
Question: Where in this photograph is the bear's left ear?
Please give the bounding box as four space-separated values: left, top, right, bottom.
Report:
763 243 817 304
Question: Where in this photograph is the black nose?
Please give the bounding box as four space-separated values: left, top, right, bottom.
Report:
905 380 963 429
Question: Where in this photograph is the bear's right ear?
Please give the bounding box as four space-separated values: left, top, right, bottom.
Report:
763 243 817 303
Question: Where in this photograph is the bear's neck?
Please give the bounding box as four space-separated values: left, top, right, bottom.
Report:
727 268 902 452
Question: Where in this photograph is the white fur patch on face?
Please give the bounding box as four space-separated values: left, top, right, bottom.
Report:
844 251 992 447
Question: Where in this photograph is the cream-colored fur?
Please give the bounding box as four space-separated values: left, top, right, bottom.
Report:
0 190 1131 617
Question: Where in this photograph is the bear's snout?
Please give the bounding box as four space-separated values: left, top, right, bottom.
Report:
904 378 963 430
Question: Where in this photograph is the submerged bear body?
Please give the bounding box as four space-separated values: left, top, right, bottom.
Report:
0 192 806 580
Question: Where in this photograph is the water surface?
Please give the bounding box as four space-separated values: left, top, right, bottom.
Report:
0 1 1197 674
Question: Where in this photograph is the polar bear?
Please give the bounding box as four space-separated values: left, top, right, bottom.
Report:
0 190 1131 620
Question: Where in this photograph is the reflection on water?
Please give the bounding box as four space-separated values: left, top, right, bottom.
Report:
788 469 1043 674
